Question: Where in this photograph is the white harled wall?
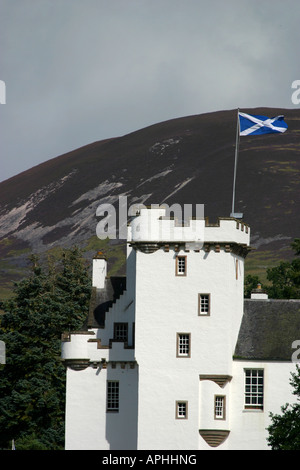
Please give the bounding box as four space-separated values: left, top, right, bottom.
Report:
63 207 297 450
131 208 250 449
229 361 297 450
63 247 138 450
64 362 138 450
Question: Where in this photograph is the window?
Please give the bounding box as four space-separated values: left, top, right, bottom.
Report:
244 369 264 410
176 256 186 276
177 333 191 357
198 294 210 315
214 395 226 420
176 401 188 419
107 381 119 412
114 322 128 342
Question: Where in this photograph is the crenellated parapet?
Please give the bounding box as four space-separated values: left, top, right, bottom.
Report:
61 330 136 371
128 207 250 255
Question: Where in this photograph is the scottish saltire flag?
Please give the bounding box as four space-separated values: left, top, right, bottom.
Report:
239 112 288 136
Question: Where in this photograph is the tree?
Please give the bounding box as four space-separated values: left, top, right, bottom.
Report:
267 365 300 450
266 239 300 299
0 247 91 450
244 274 264 298
291 238 300 256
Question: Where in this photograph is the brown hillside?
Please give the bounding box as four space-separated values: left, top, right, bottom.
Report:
0 107 299 293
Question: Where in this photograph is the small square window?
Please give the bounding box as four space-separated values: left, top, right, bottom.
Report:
114 323 128 342
176 401 188 419
177 333 191 357
176 256 187 276
198 294 210 315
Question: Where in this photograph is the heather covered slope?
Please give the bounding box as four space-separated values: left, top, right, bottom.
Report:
0 107 299 294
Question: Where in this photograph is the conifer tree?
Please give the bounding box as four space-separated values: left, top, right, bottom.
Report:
0 247 91 450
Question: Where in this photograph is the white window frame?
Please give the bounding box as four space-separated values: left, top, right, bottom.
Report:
176 401 188 419
176 256 187 276
107 380 119 412
198 293 210 315
244 369 264 410
114 322 128 342
214 395 226 420
177 333 191 358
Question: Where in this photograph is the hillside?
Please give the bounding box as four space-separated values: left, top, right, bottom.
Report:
0 107 299 296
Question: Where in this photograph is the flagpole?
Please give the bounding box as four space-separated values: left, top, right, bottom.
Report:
230 108 242 218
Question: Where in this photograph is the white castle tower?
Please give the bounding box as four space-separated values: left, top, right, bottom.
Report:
61 206 298 450
128 207 250 449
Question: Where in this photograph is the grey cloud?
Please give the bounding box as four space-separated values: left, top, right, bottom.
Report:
0 0 299 181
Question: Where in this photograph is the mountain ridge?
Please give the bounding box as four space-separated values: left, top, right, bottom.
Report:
0 107 299 295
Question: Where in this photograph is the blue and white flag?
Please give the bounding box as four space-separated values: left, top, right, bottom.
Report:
239 112 288 136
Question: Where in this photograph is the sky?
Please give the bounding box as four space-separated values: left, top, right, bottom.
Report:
0 0 299 182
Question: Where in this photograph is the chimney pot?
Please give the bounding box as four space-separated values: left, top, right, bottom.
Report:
250 283 268 300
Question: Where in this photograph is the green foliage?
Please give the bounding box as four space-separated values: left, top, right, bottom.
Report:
266 239 300 299
291 238 300 256
0 247 91 450
12 434 49 450
267 365 300 450
245 240 300 299
244 274 265 298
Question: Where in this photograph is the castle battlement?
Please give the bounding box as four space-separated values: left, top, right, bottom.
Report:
204 217 250 245
61 330 135 370
128 206 250 248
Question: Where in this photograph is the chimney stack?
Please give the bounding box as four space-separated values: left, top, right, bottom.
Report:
92 252 107 289
251 283 268 300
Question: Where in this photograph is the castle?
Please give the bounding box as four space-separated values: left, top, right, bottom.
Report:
61 206 300 450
